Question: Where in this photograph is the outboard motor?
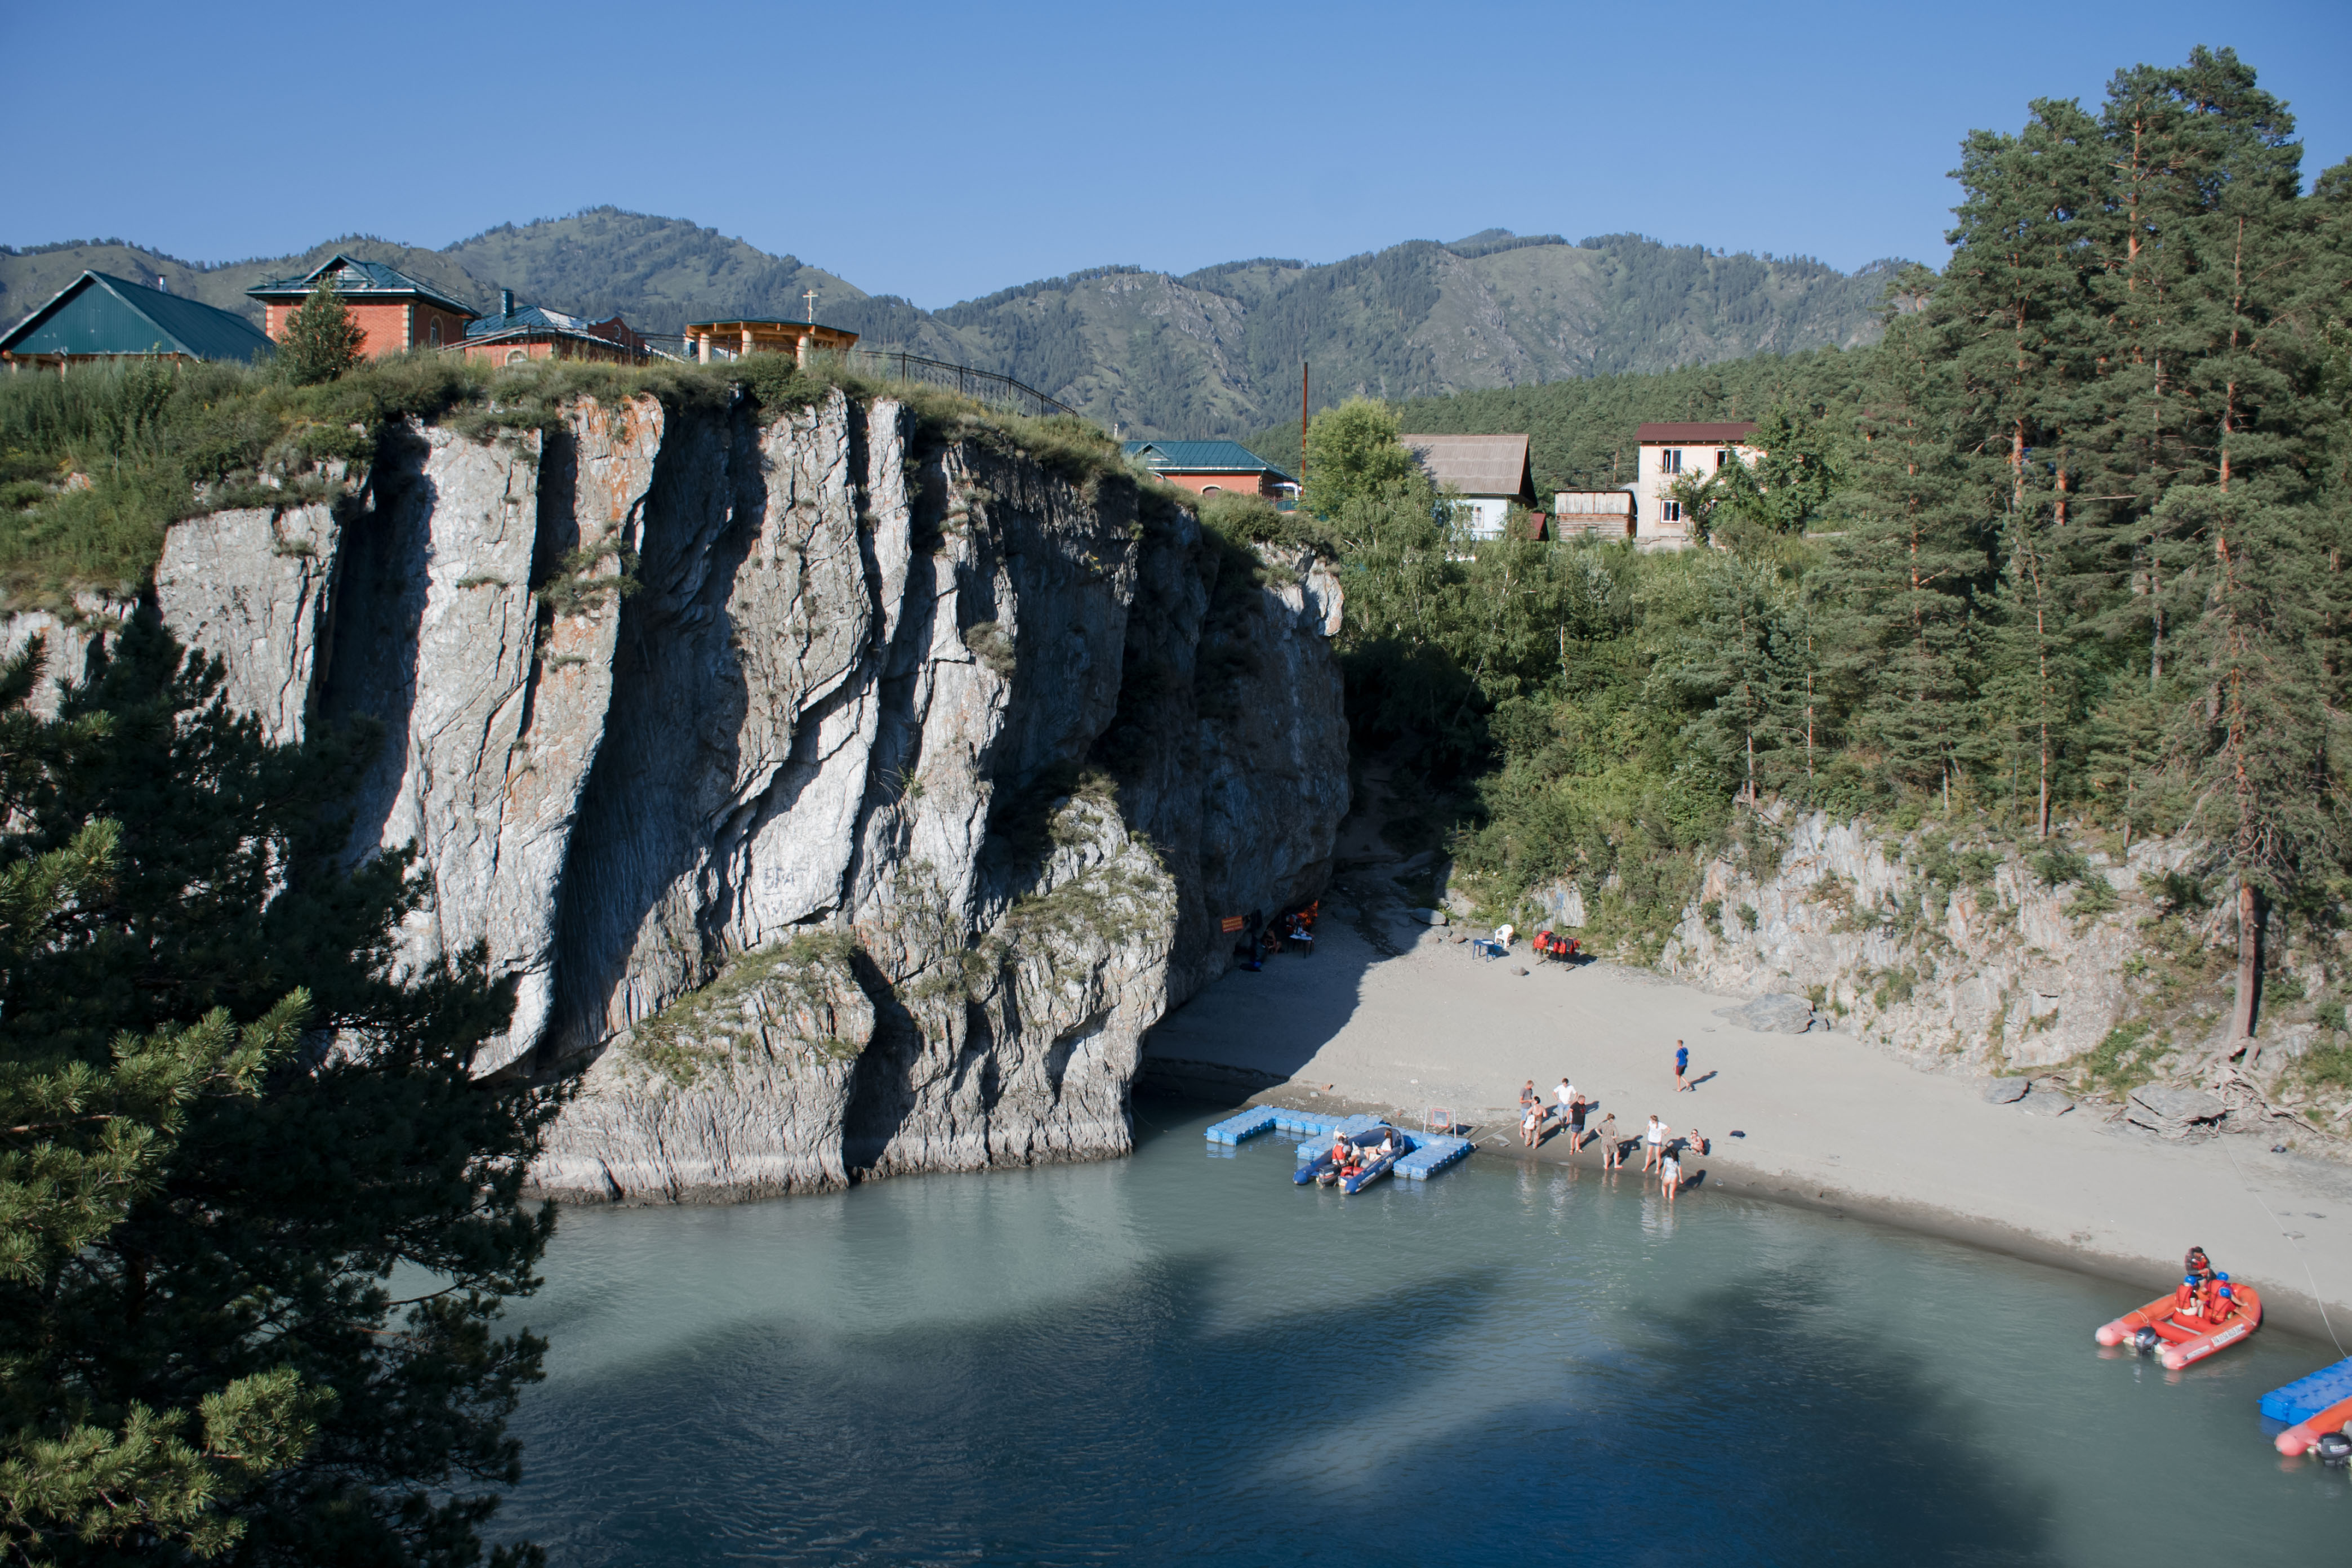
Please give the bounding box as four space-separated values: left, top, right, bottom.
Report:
2313 1429 2352 1466
2131 1326 2162 1355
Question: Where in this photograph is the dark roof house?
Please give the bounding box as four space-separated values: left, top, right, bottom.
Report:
458 289 647 366
246 253 479 357
1 270 275 369
1121 439 1297 498
1634 421 1759 444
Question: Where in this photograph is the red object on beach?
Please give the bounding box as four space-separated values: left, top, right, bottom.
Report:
2094 1281 2262 1370
2275 1393 2352 1456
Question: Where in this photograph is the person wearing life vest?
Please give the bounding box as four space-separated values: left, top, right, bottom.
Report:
2176 1246 2217 1316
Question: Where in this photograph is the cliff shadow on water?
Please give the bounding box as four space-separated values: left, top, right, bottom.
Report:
82 381 1351 1204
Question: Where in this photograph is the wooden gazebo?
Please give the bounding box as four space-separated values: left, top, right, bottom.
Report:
685 318 859 366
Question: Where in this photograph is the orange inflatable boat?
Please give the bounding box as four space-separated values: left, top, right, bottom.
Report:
2095 1276 2262 1370
2274 1393 2352 1458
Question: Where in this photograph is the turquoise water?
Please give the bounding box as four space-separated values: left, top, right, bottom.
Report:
497 1099 2347 1564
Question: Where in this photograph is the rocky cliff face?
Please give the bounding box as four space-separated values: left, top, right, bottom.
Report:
11 388 1347 1202
1623 804 2331 1077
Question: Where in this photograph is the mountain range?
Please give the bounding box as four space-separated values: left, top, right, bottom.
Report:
2 208 1905 438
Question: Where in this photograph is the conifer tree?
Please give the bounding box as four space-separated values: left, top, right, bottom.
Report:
277 274 367 385
2159 487 2342 1046
1811 297 1988 800
1663 556 1814 805
0 621 556 1566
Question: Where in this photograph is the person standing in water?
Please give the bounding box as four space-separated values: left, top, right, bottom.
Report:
1673 1040 1690 1093
1643 1114 1668 1172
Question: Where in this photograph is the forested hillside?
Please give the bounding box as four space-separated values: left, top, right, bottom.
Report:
1297 47 2352 1072
2 216 1894 436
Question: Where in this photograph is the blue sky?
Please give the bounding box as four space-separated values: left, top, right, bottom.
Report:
5 0 2347 308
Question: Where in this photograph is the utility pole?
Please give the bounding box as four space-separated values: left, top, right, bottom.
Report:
1299 362 1309 501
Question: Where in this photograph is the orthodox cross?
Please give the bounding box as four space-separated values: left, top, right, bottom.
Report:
803 288 819 324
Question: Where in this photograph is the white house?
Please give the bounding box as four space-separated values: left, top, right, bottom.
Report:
1399 433 1537 540
1635 421 1760 546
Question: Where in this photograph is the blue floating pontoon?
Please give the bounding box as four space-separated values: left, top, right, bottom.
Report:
1204 1106 1281 1146
1204 1104 1473 1188
2261 1355 2352 1424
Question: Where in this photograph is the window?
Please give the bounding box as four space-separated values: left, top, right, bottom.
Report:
505 349 529 366
429 319 442 348
1716 448 1729 467
1663 501 1683 523
1200 484 1222 494
1661 448 1683 474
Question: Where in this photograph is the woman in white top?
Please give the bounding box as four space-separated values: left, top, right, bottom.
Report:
1643 1115 1668 1172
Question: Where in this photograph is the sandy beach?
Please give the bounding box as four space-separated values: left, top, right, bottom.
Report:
1143 892 2352 1342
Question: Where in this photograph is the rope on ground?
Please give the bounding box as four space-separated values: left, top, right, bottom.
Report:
2219 1133 2345 1358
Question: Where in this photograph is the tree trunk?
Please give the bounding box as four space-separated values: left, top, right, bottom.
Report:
2230 880 2260 1044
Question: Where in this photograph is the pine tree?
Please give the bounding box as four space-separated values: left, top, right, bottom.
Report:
2160 487 2342 1048
1811 297 1989 800
0 621 556 1566
1662 555 1814 805
277 274 367 385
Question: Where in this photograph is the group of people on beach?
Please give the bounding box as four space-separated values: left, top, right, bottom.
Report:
1512 1037 1709 1199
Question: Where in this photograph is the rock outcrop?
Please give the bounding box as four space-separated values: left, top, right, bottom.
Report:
1649 805 2196 1071
16 387 1348 1202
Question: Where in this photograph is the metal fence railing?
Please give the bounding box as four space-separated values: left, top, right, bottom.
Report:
844 349 1079 420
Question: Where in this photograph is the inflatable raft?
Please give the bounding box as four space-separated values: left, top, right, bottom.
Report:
1295 1126 1406 1195
2095 1279 2262 1370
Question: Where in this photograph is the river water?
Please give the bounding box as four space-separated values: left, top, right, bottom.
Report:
497 1099 2346 1564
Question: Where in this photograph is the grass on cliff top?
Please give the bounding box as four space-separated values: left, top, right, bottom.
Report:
0 350 1173 611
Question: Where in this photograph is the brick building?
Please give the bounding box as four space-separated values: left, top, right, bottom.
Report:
246 254 478 357
1120 439 1297 500
459 289 647 366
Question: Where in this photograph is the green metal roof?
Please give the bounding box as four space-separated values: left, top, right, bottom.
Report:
1122 439 1295 480
246 253 478 318
0 271 274 362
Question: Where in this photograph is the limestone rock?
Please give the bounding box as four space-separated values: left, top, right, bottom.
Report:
106 390 1351 1203
1408 907 1449 925
2127 1083 2228 1141
0 593 137 715
1716 994 1815 1034
155 504 340 743
1983 1077 2030 1104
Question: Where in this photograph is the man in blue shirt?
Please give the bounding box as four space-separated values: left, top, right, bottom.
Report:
1674 1040 1690 1093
